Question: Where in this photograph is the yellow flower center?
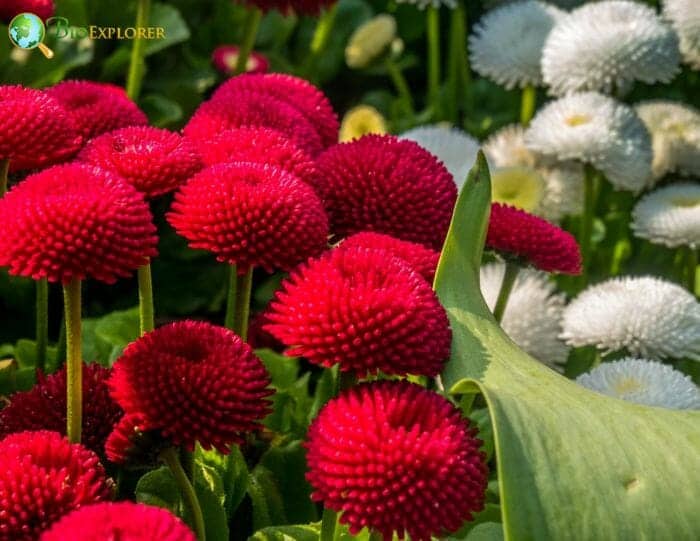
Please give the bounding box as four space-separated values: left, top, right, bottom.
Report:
613 377 644 395
565 114 592 127
339 105 388 142
491 167 545 212
224 52 255 72
670 195 700 208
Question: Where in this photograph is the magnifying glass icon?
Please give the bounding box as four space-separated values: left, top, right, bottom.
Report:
8 13 55 59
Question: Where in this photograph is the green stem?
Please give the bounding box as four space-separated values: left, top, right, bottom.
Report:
579 164 600 282
56 316 66 371
138 263 155 335
302 4 338 80
63 278 82 443
446 3 469 122
235 7 263 75
520 85 536 126
493 262 519 323
224 266 253 340
320 507 339 541
385 57 415 119
685 246 698 295
35 278 49 373
0 158 9 197
426 6 441 119
161 447 206 541
125 0 151 100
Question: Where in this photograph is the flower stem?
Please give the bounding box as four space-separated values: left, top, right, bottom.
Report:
235 7 263 75
138 263 155 335
224 266 253 340
579 164 600 282
426 6 441 119
35 278 49 373
320 507 339 541
520 85 536 126
125 0 151 100
685 246 698 295
493 261 519 323
446 3 469 122
0 158 9 197
385 57 415 119
63 278 82 443
161 447 206 541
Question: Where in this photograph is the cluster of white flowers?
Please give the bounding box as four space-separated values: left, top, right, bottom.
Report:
662 0 700 69
577 358 700 409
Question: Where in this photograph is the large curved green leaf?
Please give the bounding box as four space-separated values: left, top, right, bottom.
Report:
435 152 700 541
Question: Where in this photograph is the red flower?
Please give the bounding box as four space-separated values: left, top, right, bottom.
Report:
78 126 202 198
305 381 488 541
340 232 440 283
0 363 123 456
0 85 82 172
168 162 329 274
109 321 273 453
184 91 323 156
198 127 316 183
212 45 269 76
265 247 451 377
40 502 195 541
211 74 339 149
0 431 113 540
104 413 167 466
487 203 582 274
0 163 158 284
0 0 54 21
45 80 147 140
311 135 457 250
237 0 336 16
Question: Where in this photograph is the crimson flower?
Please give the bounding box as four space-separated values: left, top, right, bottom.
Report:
306 381 488 541
0 431 113 540
311 135 457 250
0 163 158 284
487 203 582 274
265 247 451 377
212 45 269 76
0 0 54 21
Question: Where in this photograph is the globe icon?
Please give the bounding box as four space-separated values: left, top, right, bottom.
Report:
8 13 46 50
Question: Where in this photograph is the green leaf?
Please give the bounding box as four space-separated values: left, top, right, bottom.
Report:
435 152 700 539
82 307 139 366
194 478 229 541
248 465 288 530
249 524 320 541
145 3 191 56
140 94 184 127
196 445 249 519
135 466 181 515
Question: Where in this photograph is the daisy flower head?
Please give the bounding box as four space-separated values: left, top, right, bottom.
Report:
631 182 700 249
480 262 569 369
212 45 269 76
542 1 681 96
484 124 584 222
561 276 700 361
576 358 700 410
305 381 488 541
40 502 196 541
345 15 397 69
400 124 480 189
339 105 388 142
635 100 700 179
525 92 653 192
265 247 451 378
469 1 566 89
662 0 700 68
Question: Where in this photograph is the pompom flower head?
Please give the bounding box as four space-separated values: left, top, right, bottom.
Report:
0 85 82 172
561 276 700 360
78 126 202 198
631 182 700 249
305 381 488 540
480 262 569 369
345 15 397 69
109 321 273 455
197 127 316 182
212 45 269 76
0 363 123 456
311 135 457 249
487 203 582 274
265 247 451 377
400 125 480 189
46 80 148 140
525 92 653 192
576 358 700 410
0 0 53 21
469 1 565 89
339 105 388 142
211 73 339 150
542 1 681 95
0 163 158 284
662 0 700 69
0 430 113 540
340 232 440 282
168 162 329 274
40 502 196 541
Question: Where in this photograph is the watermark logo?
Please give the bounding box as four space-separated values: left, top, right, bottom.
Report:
8 13 54 59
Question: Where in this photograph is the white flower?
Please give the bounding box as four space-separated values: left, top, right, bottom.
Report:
400 124 480 188
481 262 569 369
542 0 681 96
484 124 584 221
576 358 700 409
635 100 700 179
469 1 566 89
395 0 456 10
631 182 700 249
345 15 397 69
525 92 653 192
561 276 700 361
663 0 700 69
